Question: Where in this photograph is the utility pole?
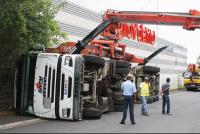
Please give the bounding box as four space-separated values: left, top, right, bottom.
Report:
156 0 159 47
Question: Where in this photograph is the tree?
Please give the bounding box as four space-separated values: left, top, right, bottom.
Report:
0 0 67 66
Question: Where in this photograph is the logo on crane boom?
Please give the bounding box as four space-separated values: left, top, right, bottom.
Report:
102 23 155 45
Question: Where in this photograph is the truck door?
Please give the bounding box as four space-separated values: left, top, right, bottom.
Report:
56 55 82 120
57 55 83 120
33 53 60 119
57 55 74 120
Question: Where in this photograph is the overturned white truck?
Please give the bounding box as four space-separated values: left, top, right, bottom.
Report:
15 52 161 120
15 18 166 121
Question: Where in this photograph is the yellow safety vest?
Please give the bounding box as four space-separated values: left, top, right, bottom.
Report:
140 82 150 96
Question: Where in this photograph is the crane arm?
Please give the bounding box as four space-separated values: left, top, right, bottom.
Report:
68 18 118 54
47 9 200 65
103 9 200 30
139 46 168 65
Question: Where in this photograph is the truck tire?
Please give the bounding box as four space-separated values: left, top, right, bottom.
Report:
83 107 102 119
155 95 159 101
116 60 131 68
143 66 160 74
85 55 105 67
114 97 124 105
108 97 114 112
114 104 123 112
147 96 153 104
116 67 130 75
152 96 156 102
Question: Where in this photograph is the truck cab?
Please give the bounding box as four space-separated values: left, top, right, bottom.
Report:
16 53 84 120
183 64 200 91
16 52 125 120
33 53 83 120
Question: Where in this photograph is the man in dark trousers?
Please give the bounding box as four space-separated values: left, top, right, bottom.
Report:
120 74 137 125
161 78 172 115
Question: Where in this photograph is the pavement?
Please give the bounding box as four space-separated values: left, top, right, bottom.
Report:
0 114 42 130
0 94 164 130
0 90 181 130
0 91 200 133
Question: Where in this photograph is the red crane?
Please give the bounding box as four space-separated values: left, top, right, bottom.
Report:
103 9 200 31
47 9 200 65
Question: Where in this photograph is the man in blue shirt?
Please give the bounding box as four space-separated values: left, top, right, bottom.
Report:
120 74 137 125
161 78 172 115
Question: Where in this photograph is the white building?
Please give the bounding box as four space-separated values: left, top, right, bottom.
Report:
53 0 187 89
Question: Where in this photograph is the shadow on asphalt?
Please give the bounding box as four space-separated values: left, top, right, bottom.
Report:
188 90 200 92
184 88 200 92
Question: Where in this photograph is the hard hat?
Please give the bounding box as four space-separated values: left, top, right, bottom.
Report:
144 77 149 80
125 73 134 80
127 73 134 78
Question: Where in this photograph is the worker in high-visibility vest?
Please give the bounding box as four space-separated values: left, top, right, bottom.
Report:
139 77 150 116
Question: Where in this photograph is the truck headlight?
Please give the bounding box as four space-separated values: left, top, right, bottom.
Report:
62 109 68 118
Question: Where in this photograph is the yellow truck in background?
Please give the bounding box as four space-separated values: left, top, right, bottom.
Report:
183 64 200 91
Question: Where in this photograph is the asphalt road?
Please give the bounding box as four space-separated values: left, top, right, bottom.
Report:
1 90 200 133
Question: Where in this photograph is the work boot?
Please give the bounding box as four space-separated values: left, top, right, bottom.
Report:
120 121 125 124
132 122 136 125
144 113 150 116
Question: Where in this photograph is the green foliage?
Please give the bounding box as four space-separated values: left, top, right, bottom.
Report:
0 0 67 64
178 85 185 90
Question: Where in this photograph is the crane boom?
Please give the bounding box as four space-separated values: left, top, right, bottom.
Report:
47 9 200 65
68 9 200 55
68 18 118 54
103 9 200 30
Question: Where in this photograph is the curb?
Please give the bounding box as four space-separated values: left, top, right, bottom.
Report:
0 118 42 130
0 111 16 116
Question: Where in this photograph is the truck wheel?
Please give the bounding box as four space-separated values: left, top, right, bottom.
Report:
85 55 105 67
114 97 124 105
114 104 123 112
143 66 160 74
152 96 156 102
116 60 131 68
83 107 103 119
147 96 153 104
155 95 159 101
108 97 114 112
116 67 130 75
